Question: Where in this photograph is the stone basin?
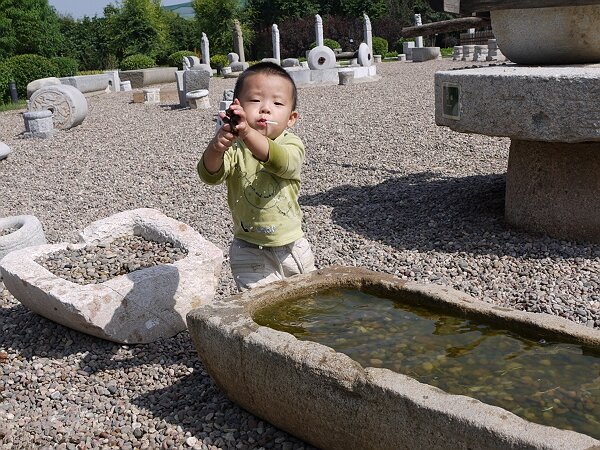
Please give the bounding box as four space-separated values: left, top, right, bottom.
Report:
491 5 600 65
187 266 600 450
0 208 223 344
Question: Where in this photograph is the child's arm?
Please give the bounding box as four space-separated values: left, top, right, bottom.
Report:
202 120 236 174
227 100 270 162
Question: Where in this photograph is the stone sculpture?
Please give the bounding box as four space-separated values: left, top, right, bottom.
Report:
233 19 245 63
23 110 55 138
363 13 373 56
315 14 324 47
29 85 88 130
201 33 211 67
272 24 281 63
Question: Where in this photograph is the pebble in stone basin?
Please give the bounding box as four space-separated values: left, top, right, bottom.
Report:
0 208 223 344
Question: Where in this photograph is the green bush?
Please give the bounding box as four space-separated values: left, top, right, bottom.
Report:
440 47 454 58
309 39 342 50
168 50 198 70
2 54 59 102
0 61 12 104
52 57 79 77
372 36 388 56
385 51 398 58
120 54 155 71
210 54 229 69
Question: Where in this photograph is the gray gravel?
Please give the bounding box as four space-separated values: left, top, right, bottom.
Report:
1 59 599 449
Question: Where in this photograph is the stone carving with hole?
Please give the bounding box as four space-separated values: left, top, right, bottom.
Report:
0 215 47 261
28 84 88 130
307 45 336 70
0 208 223 344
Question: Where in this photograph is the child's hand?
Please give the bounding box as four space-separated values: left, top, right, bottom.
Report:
210 119 236 154
226 99 250 138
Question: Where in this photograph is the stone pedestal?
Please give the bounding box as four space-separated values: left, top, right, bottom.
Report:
143 88 160 104
412 47 441 62
435 66 600 242
461 45 475 61
23 110 55 138
187 89 210 109
473 45 488 62
338 70 354 86
506 140 600 242
397 54 407 61
452 46 463 61
120 81 132 91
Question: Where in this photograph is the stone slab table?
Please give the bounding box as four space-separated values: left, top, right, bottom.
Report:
435 65 600 242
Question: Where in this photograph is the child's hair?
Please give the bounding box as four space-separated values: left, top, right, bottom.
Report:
233 62 298 110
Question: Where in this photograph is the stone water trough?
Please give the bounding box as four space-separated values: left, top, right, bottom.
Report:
0 209 223 344
187 266 600 450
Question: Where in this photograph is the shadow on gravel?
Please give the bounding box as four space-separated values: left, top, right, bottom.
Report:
300 171 597 258
0 302 194 375
131 368 315 449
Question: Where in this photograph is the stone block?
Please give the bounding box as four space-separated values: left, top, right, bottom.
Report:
23 110 55 138
434 66 600 143
412 47 441 62
0 208 224 344
104 70 121 92
143 88 160 104
60 74 111 93
402 41 415 60
119 67 178 89
338 70 354 85
183 69 210 95
231 61 249 72
282 58 300 68
505 140 600 242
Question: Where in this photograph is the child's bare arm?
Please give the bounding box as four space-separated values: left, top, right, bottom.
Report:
202 119 236 174
228 100 270 162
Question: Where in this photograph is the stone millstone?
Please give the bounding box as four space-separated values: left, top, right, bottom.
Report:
29 84 88 130
0 208 223 344
308 45 336 70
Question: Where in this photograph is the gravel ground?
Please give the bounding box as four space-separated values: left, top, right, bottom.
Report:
1 59 599 449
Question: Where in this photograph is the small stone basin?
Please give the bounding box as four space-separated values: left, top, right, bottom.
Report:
187 266 600 450
1 209 223 344
491 5 600 65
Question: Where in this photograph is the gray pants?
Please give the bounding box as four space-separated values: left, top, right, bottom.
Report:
229 237 315 291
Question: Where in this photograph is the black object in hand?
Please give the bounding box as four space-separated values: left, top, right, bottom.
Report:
222 108 239 133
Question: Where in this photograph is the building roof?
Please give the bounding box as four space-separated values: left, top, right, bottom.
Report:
162 2 195 19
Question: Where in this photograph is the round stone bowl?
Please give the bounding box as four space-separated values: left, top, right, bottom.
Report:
491 5 600 65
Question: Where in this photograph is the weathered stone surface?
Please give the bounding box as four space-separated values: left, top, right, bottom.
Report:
435 66 600 143
308 46 336 70
0 208 223 344
119 67 178 89
183 69 210 96
60 74 111 93
491 5 600 65
357 42 372 67
412 47 441 62
506 140 600 243
29 85 88 130
0 215 46 261
26 77 61 99
187 266 600 450
22 110 55 138
0 141 12 160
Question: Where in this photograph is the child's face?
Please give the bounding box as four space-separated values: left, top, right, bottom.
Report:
237 73 298 140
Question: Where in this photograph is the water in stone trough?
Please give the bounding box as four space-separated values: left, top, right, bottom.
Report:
254 289 600 439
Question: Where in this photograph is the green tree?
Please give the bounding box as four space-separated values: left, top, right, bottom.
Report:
0 0 63 59
192 0 243 55
106 0 167 60
340 0 387 19
245 0 319 30
57 15 113 71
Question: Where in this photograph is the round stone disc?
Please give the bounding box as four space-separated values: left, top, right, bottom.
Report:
307 46 336 70
357 42 372 67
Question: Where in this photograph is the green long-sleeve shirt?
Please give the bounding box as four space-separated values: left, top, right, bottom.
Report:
198 131 305 247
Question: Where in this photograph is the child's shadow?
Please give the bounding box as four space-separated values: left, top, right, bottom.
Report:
301 171 596 258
